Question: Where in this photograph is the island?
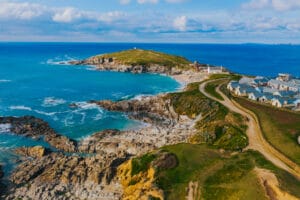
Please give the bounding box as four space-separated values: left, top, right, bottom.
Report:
1 49 300 200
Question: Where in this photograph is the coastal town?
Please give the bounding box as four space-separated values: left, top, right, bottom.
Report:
228 73 300 111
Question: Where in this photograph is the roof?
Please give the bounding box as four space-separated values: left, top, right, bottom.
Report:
249 91 263 98
263 87 278 94
275 91 297 97
239 77 254 85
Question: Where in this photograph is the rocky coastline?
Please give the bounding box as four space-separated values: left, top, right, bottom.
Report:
69 55 183 75
0 50 206 199
0 116 77 152
0 84 201 199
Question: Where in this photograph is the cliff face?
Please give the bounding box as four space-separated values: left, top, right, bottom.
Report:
69 49 192 75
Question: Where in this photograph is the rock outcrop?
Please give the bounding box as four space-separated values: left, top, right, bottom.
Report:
15 146 48 158
5 151 128 200
0 116 77 152
69 56 184 75
90 95 179 127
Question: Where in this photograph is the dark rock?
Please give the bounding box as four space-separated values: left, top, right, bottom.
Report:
0 116 77 152
153 152 178 170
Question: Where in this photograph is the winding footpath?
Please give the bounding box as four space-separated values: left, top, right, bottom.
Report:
199 80 300 180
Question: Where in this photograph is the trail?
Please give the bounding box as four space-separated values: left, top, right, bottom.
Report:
199 80 300 180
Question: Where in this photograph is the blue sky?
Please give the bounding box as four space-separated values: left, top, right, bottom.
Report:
0 0 300 43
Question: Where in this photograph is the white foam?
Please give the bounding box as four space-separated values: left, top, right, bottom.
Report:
75 102 103 112
0 79 11 83
0 124 11 133
9 105 32 111
34 110 57 116
132 94 152 101
46 55 78 66
42 97 66 107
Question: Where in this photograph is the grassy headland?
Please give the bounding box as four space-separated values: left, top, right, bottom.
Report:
94 49 191 69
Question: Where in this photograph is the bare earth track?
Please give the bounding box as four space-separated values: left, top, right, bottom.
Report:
199 80 300 180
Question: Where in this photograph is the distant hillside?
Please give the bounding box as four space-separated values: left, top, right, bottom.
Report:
70 49 193 74
94 49 191 68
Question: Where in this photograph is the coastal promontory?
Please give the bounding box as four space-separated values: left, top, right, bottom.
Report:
70 49 193 75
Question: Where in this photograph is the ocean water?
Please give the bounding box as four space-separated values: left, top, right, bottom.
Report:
1 42 300 174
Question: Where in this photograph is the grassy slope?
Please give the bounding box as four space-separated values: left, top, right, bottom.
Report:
96 49 191 69
165 81 248 151
235 97 300 165
155 144 300 200
205 79 225 100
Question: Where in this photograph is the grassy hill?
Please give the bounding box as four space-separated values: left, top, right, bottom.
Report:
94 49 191 68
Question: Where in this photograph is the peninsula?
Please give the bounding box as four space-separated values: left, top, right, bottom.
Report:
1 49 300 200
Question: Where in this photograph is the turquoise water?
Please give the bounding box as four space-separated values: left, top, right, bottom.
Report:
1 42 300 174
0 43 180 173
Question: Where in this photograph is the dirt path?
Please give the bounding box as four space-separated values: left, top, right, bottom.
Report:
199 80 300 180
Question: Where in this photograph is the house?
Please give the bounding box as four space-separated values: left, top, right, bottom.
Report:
259 94 273 103
271 97 284 108
248 92 263 101
253 77 269 86
227 81 239 91
235 85 256 96
276 73 292 82
268 79 283 90
239 77 255 85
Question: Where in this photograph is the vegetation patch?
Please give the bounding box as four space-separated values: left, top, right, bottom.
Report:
235 97 300 165
131 153 156 176
166 82 218 119
204 79 225 100
97 49 191 69
155 144 300 200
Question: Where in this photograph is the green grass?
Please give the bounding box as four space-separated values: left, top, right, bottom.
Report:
96 49 191 69
166 82 218 119
209 73 242 81
204 79 225 100
131 153 156 176
154 144 300 200
235 97 300 165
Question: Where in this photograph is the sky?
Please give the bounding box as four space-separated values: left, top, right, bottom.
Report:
0 0 300 43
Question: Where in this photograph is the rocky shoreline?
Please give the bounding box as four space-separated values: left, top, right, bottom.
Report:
0 50 207 199
0 116 77 152
0 84 202 199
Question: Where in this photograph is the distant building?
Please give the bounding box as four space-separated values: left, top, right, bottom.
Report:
277 73 292 82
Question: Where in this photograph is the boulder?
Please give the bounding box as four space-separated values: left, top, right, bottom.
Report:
298 136 300 145
15 146 48 158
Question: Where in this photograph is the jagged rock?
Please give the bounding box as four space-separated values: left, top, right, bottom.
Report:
0 116 77 152
5 152 127 199
15 146 48 158
90 95 178 127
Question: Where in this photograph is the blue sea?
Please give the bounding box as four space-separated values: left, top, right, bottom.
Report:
1 43 300 174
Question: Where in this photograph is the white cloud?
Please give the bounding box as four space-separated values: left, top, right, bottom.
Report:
119 0 131 5
137 0 159 4
243 0 300 11
173 16 187 31
52 7 82 23
242 0 269 9
272 0 300 11
165 0 186 3
0 2 45 20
